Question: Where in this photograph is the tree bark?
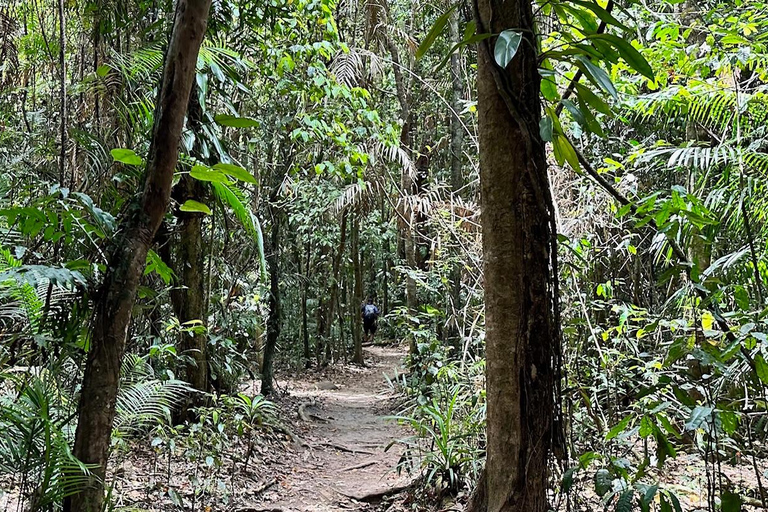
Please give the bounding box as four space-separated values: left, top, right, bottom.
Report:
65 0 212 510
470 0 556 510
170 173 209 395
351 213 364 363
302 240 311 367
169 81 209 399
261 199 281 396
447 10 464 349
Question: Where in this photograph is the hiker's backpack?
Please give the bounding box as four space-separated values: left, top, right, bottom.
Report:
363 304 378 319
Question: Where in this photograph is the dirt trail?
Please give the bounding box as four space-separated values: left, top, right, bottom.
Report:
253 344 411 511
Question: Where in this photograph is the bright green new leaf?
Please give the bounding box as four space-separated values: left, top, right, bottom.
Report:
190 165 229 183
111 148 144 166
211 182 267 281
214 114 260 128
213 163 257 184
553 133 581 172
494 30 523 68
179 200 212 215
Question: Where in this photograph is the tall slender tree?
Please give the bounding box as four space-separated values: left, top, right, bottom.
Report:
65 0 212 509
469 0 558 509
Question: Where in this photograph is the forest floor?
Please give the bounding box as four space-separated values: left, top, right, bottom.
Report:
243 343 414 512
94 343 414 512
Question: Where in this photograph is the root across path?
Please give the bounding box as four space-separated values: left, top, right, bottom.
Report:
246 344 412 512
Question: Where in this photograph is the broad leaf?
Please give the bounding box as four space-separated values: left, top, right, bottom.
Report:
576 56 618 100
494 30 523 68
213 163 257 184
179 200 212 215
416 4 457 59
190 165 229 183
721 491 742 512
685 406 713 431
588 34 654 80
214 114 260 128
594 468 612 497
111 148 144 166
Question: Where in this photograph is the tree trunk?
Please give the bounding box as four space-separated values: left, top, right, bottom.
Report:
261 200 281 396
302 240 311 367
65 0 211 509
470 0 556 510
351 213 364 363
170 174 209 395
318 212 347 365
169 82 209 398
447 10 464 350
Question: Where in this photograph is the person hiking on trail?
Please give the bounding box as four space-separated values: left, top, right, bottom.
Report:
361 297 380 343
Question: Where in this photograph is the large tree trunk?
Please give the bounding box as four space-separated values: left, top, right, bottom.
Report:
470 0 556 510
65 1 212 510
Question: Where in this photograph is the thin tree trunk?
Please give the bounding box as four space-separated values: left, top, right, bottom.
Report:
318 212 347 365
301 240 311 367
261 198 281 396
351 213 364 364
170 83 209 399
58 0 66 185
447 13 464 349
66 1 211 509
469 0 556 509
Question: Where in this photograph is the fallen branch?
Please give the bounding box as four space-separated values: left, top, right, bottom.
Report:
298 401 331 423
319 442 374 455
336 482 412 502
252 478 277 495
342 460 377 472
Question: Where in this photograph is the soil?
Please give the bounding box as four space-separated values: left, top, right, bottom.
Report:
243 343 413 511
0 344 413 512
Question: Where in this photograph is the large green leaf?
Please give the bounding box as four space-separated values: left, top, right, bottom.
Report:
213 163 257 184
588 34 654 80
416 4 458 59
684 405 713 431
721 491 742 512
214 114 260 128
494 30 523 68
190 165 229 183
755 354 768 384
111 148 144 166
576 56 618 99
211 182 267 281
568 0 629 31
179 200 212 215
594 468 612 497
616 490 634 512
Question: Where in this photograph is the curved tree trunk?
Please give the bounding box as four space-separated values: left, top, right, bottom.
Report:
65 1 212 510
470 0 557 510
